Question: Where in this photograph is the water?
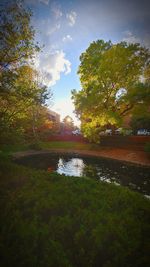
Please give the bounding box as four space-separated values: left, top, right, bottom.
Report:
15 153 150 196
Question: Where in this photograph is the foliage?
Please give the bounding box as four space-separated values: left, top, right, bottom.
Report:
0 65 50 139
130 115 150 133
0 2 51 143
126 82 150 121
0 2 39 70
0 69 50 143
144 142 150 153
62 115 75 132
0 157 150 267
129 66 150 132
72 40 150 141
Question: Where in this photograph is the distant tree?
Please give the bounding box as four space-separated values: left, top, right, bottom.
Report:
72 40 150 141
62 116 74 132
130 115 150 133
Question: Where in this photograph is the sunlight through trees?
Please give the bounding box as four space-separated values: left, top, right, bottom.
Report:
72 40 150 141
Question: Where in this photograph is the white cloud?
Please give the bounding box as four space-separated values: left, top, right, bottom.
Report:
66 11 77 26
35 50 71 87
62 35 72 42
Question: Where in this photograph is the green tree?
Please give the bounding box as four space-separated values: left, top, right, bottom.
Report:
130 115 150 133
129 65 150 132
72 40 150 141
0 2 39 71
0 65 50 142
0 2 50 143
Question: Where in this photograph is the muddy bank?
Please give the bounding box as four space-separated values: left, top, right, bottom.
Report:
13 147 150 167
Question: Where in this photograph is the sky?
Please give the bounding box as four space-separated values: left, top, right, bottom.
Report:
3 0 150 125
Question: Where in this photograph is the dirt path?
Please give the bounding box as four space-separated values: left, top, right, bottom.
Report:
13 148 150 167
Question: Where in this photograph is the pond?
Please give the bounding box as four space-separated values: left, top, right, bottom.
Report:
15 153 150 197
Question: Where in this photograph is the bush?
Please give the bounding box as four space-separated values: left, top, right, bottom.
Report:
0 128 25 145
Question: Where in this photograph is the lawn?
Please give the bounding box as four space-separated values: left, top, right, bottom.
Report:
0 141 100 155
39 141 99 150
0 154 150 267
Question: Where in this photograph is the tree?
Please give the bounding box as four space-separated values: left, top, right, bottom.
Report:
0 2 51 143
0 64 50 141
62 116 74 133
130 115 150 133
0 2 39 71
72 40 150 141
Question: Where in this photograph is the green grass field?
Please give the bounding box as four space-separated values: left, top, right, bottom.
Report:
0 141 100 155
39 141 100 150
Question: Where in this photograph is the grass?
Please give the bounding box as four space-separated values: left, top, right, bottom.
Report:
0 154 150 267
39 141 100 150
0 141 100 156
0 143 30 154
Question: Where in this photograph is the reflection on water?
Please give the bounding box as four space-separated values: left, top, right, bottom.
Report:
15 153 150 196
57 158 85 177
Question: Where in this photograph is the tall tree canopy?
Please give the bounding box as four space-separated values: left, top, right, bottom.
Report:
0 2 50 142
72 40 150 141
0 2 39 70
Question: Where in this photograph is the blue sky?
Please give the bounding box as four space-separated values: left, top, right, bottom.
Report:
4 0 150 125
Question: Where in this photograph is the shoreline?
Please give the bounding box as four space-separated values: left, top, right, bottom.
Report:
13 148 150 167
